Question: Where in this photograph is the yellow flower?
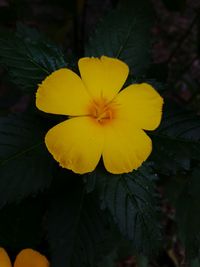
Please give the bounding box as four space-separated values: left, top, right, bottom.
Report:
0 247 49 267
36 56 163 174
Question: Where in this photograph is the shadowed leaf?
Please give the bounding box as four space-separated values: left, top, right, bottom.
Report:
86 164 161 256
0 113 54 206
0 24 66 93
85 0 153 77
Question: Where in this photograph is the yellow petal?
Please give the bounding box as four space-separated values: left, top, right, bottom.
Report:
115 83 164 130
36 68 91 116
45 117 104 174
14 249 49 267
78 56 129 101
102 120 152 174
0 248 12 267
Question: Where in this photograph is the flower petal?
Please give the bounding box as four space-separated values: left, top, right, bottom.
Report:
14 249 49 267
102 120 152 174
36 68 91 116
45 117 104 174
115 83 164 130
0 248 12 267
78 56 129 101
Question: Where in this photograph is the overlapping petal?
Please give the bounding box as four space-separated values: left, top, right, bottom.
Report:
45 117 104 174
36 68 91 116
102 120 152 174
78 56 129 101
115 83 163 130
14 249 49 267
0 248 12 267
36 56 163 174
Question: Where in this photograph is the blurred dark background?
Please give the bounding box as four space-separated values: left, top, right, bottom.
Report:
0 0 200 115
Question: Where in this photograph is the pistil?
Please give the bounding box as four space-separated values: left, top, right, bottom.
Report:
88 98 116 125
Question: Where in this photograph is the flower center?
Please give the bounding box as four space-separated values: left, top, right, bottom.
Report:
88 98 116 125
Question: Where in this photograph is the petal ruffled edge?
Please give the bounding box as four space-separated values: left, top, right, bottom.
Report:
45 117 104 174
102 120 152 174
115 83 164 130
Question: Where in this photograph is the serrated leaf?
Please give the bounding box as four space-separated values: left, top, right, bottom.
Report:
91 164 161 255
0 114 54 206
151 102 200 174
84 163 158 195
47 173 115 267
0 25 66 92
176 167 200 259
85 0 153 77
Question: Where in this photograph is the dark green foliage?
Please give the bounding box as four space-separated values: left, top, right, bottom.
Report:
0 0 199 263
176 168 200 259
0 24 66 93
0 114 54 206
86 164 161 256
0 197 46 251
85 0 153 77
47 173 115 267
16 23 46 41
97 249 118 267
0 85 21 111
47 175 84 267
149 100 200 261
151 102 200 174
164 167 200 260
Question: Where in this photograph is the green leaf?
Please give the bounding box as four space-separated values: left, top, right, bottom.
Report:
16 22 46 42
97 249 118 267
163 174 188 206
0 24 67 93
176 167 200 259
191 258 200 267
136 255 149 267
85 0 153 77
90 164 161 255
0 79 21 112
151 102 200 174
47 172 115 267
0 113 54 206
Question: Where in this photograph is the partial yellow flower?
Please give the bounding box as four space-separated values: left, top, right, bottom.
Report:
0 248 12 267
0 248 49 267
36 56 163 174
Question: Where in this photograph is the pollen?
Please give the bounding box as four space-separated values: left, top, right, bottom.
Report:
88 98 116 125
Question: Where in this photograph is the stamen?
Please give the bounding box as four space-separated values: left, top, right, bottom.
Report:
88 98 116 125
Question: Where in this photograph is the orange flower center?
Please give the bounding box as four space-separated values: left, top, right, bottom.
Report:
88 98 116 125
